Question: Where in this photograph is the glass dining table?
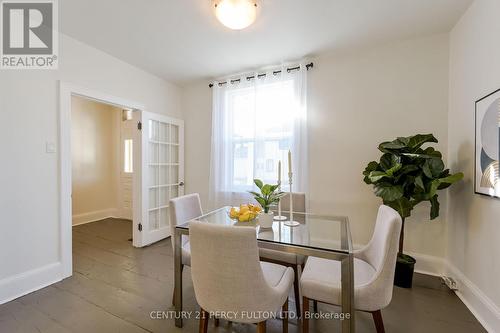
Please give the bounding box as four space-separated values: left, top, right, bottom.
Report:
173 206 355 333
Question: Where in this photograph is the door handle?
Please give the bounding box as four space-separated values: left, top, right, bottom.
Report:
179 181 185 187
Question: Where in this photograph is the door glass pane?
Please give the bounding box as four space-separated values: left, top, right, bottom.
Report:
149 142 159 163
170 166 179 183
171 185 179 198
159 123 170 143
149 166 158 187
171 125 179 144
149 210 159 231
159 207 169 228
149 188 158 209
159 187 169 206
159 144 170 164
149 120 159 141
171 145 179 163
159 166 169 185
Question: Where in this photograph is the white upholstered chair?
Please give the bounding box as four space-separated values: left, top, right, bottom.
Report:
279 192 306 212
190 221 294 333
300 205 402 333
259 192 306 316
169 193 203 303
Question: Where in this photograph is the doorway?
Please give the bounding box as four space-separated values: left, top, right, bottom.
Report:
71 96 135 226
59 82 184 279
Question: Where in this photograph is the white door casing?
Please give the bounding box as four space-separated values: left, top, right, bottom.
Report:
59 81 146 278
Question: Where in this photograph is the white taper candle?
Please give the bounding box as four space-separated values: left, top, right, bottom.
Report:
278 160 281 183
288 150 292 174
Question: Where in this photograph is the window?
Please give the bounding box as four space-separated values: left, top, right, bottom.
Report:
209 65 307 207
229 80 296 190
124 139 133 173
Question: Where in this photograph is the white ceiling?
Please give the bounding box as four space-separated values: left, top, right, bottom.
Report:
60 0 472 85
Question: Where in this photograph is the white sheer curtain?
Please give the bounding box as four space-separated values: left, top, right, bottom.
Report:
209 63 308 209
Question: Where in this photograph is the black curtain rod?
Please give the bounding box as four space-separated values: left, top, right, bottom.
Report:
209 62 313 88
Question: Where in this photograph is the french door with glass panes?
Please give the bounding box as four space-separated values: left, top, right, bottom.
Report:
134 111 184 247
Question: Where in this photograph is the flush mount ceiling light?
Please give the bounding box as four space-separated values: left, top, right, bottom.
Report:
214 0 257 30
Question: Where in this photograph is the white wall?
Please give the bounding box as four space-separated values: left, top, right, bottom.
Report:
183 81 213 211
71 96 121 224
447 0 500 330
0 33 181 303
183 34 451 271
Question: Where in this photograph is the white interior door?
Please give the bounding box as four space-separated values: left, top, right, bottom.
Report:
134 111 184 247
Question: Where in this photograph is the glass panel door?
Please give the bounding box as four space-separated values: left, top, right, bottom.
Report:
138 111 184 246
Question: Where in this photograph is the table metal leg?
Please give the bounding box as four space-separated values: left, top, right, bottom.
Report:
174 229 183 328
341 254 355 333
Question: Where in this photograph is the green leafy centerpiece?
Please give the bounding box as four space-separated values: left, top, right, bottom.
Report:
249 179 285 228
363 134 463 287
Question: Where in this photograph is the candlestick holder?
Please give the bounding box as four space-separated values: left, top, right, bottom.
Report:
284 172 300 227
274 181 287 221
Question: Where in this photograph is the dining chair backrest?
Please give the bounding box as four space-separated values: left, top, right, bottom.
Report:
189 222 278 315
169 193 202 251
356 205 402 308
280 192 306 213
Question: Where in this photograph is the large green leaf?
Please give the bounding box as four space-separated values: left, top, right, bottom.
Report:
422 158 445 178
248 191 261 198
386 163 402 177
363 161 379 174
363 161 379 184
378 139 407 153
422 147 442 158
414 176 425 190
401 152 441 159
430 195 440 219
380 153 399 171
254 179 263 189
385 197 413 219
406 134 438 151
437 172 464 190
255 197 266 208
269 184 279 193
261 184 272 195
394 165 419 182
369 170 395 182
429 179 440 198
374 183 404 201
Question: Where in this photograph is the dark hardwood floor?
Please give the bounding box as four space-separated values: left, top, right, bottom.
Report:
0 218 486 332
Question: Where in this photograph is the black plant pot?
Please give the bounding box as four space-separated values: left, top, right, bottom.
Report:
394 253 416 288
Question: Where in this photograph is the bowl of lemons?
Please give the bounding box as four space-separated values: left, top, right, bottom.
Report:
229 204 262 222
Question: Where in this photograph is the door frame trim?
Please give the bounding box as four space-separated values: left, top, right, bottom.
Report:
58 81 145 279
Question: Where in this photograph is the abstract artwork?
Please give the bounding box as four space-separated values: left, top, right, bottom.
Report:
475 88 500 198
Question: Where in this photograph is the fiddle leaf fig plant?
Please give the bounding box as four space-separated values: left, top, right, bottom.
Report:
363 134 463 254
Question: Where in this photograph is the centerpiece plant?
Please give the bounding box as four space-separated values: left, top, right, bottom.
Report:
363 134 463 287
249 179 286 228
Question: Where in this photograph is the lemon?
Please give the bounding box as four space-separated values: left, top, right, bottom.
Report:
239 211 251 222
229 207 239 219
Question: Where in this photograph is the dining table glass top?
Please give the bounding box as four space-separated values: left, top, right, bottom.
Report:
176 206 352 254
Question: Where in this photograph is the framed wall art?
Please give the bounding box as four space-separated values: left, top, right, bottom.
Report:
475 88 500 198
